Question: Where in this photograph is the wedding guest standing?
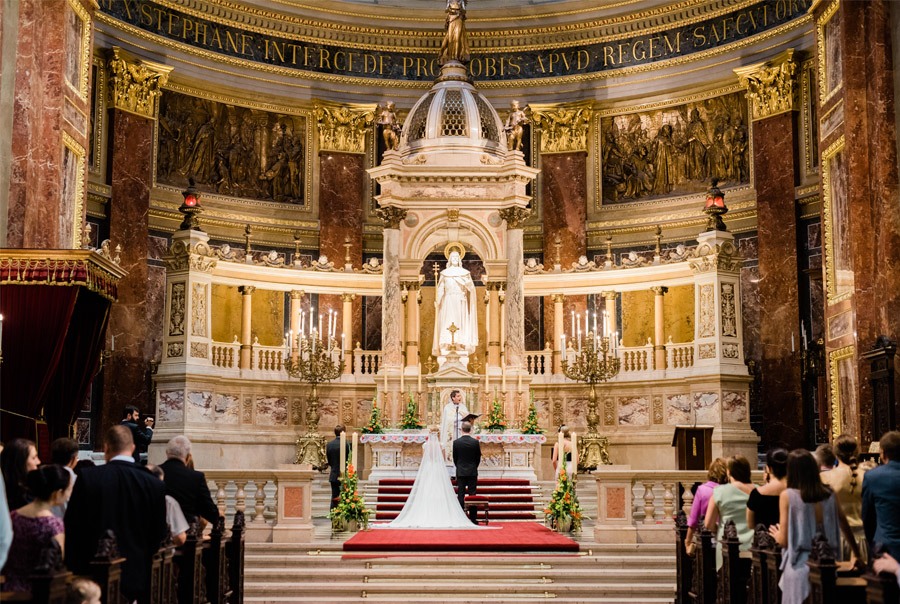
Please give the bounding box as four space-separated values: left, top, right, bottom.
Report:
747 448 788 530
1 438 40 509
705 456 755 569
822 434 868 561
863 431 900 561
684 458 728 554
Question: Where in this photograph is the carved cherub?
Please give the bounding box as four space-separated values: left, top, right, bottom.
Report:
261 250 285 267
361 257 383 274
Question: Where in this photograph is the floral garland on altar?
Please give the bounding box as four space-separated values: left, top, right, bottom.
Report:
484 394 506 431
399 390 424 430
361 396 385 434
521 393 543 435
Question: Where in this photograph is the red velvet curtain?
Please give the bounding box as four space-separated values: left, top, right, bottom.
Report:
0 284 110 447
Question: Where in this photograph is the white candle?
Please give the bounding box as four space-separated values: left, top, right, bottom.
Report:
560 334 566 363
318 313 323 336
285 332 290 355
341 333 346 356
572 431 578 474
400 366 405 392
801 322 807 350
300 311 305 336
502 364 507 392
418 363 423 392
570 310 575 338
351 432 359 470
557 430 564 475
791 332 795 353
339 430 347 476
584 312 588 338
593 312 597 336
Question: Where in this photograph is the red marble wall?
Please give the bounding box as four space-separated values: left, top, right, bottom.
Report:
540 152 587 342
753 112 803 448
318 151 365 347
100 109 154 433
6 0 91 248
837 1 900 443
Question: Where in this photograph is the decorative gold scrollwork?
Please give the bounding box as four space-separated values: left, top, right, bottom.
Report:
530 102 592 153
107 47 171 119
314 102 375 154
735 49 798 122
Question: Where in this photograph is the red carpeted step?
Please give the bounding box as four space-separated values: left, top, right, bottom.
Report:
376 486 535 495
378 478 532 486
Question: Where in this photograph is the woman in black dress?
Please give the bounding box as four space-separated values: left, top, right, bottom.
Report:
746 447 788 529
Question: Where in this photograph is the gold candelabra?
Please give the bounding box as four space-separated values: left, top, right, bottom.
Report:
285 333 344 469
561 331 618 470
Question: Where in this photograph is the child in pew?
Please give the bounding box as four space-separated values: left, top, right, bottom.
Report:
770 449 863 604
66 577 101 604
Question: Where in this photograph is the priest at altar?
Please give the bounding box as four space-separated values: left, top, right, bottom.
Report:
439 390 469 463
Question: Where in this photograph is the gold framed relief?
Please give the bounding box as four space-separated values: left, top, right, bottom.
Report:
821 136 852 304
828 345 855 440
88 56 107 176
799 58 819 176
816 0 843 107
62 132 87 249
65 0 92 100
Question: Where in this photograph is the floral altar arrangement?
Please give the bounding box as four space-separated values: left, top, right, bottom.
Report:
399 390 424 430
544 466 583 532
484 393 506 432
328 463 370 531
361 396 385 434
521 393 543 435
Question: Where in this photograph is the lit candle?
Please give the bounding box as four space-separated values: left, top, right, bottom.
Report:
560 334 566 362
502 364 507 392
0 314 4 356
318 313 323 336
339 430 347 477
791 332 795 353
584 312 588 338
341 333 346 357
351 432 359 470
593 312 597 337
285 332 290 355
517 372 522 393
557 430 564 475
418 362 423 392
570 310 575 338
801 322 807 350
572 431 578 474
300 311 305 337
400 366 405 392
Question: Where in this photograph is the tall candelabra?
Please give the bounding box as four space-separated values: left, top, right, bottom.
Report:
285 332 344 469
561 331 619 470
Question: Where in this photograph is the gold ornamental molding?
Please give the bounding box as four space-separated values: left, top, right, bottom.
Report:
827 344 855 440
530 101 593 154
0 250 127 302
107 47 173 118
734 48 799 122
375 205 408 229
313 102 375 154
498 207 532 229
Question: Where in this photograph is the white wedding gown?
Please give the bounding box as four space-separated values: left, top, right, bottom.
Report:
378 432 477 529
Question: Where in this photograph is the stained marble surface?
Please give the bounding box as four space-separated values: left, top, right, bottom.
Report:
213 393 240 424
524 296 543 350
722 391 748 423
617 396 650 426
753 112 803 448
186 390 213 423
382 228 402 366
693 392 720 424
256 395 289 426
364 296 383 351
665 393 692 425
540 153 586 268
319 152 364 265
505 228 525 368
158 390 185 423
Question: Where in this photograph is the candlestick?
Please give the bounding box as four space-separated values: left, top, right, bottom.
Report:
339 430 347 477
502 364 507 392
341 333 346 357
593 312 597 337
284 332 290 355
318 313 323 335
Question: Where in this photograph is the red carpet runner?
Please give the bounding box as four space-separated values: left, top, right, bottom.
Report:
374 478 537 521
343 522 579 553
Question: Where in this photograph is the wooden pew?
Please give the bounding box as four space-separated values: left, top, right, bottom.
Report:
675 511 694 604
807 534 866 604
865 567 900 604
689 519 717 604
720 520 751 604
763 528 783 604
28 540 70 604
225 511 246 604
150 535 177 604
749 524 780 604
89 530 126 604
175 521 208 604
203 517 231 604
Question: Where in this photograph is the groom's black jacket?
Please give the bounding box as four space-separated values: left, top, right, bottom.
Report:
452 435 482 477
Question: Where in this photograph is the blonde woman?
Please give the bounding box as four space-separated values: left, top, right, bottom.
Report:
551 427 574 475
822 434 868 561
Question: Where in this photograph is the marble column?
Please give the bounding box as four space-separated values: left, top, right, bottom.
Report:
100 49 171 432
341 293 355 375
500 207 530 370
239 286 255 370
487 284 502 369
651 286 668 370
736 50 803 448
603 291 618 340
552 294 565 374
289 290 303 361
378 207 406 369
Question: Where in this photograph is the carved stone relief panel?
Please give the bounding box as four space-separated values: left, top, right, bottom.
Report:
599 91 749 204
156 90 308 205
169 282 185 336
721 282 737 337
699 343 717 359
698 284 716 338
191 283 207 337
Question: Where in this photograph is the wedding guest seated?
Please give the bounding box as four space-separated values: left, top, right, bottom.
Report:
770 449 862 604
159 435 220 527
65 577 102 604
1 438 41 510
815 443 836 473
73 458 95 477
822 434 868 562
1 465 70 593
705 455 754 569
49 437 79 519
685 457 728 554
148 465 189 546
747 448 788 530
863 430 900 562
873 553 900 589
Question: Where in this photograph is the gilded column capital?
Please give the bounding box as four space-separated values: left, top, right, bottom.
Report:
601 291 618 300
314 101 375 154
550 293 566 304
290 289 305 300
498 206 531 229
376 205 408 229
650 286 669 296
341 293 357 303
107 47 172 119
400 280 421 291
529 101 593 153
239 285 256 295
734 49 798 122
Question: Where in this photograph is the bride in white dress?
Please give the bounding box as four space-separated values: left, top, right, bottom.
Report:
379 431 478 529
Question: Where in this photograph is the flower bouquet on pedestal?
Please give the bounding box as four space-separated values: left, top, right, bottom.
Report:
521 393 543 435
544 466 583 532
328 464 370 532
484 394 506 432
361 396 384 434
399 390 424 430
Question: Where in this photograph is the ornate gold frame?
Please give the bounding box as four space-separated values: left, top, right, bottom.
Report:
827 344 854 440
62 131 87 249
815 0 842 107
821 135 848 304
799 58 819 177
89 55 107 176
66 0 93 101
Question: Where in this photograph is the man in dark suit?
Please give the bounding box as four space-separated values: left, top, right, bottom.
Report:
863 430 900 561
121 404 154 465
326 425 347 509
65 425 167 604
452 421 481 523
159 435 220 526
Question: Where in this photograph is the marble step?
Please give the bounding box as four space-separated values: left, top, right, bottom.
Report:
246 567 674 583
246 596 672 603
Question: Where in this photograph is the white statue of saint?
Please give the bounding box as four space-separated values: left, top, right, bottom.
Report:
432 249 478 367
439 389 469 463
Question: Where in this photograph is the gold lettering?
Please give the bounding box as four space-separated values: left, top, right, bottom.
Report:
167 11 178 36
195 22 207 45
648 36 659 59
334 51 345 71
469 57 482 77
507 56 521 75
632 40 646 61
762 6 769 26
548 53 559 73
304 46 310 67
121 0 133 20
484 57 497 77
748 8 758 29
603 45 615 66
735 13 749 35
618 43 627 64
241 34 252 57
692 26 707 48
709 22 722 43
265 39 285 62
560 52 571 71
664 32 681 54
319 48 331 69
536 54 547 73
139 3 153 26
210 28 223 50
378 55 384 75
722 17 735 38
577 49 590 70
347 52 358 72
416 57 428 77
775 0 787 20
152 7 165 32
225 31 240 54
364 54 377 73
402 57 413 77
181 17 194 41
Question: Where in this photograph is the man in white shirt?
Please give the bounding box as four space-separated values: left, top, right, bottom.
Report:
439 389 469 462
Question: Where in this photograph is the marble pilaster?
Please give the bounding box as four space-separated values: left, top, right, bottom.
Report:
381 224 403 368
651 287 667 370
239 286 255 370
501 208 529 369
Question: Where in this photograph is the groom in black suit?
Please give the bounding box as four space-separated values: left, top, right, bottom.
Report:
452 421 482 523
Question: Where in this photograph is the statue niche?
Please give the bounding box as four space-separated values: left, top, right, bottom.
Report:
156 91 306 204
